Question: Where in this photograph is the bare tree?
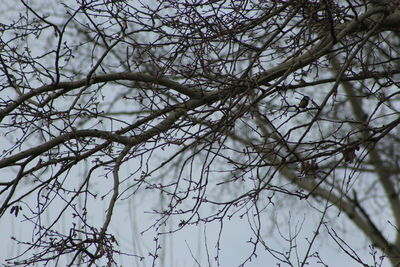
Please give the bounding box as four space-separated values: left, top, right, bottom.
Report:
1 0 400 266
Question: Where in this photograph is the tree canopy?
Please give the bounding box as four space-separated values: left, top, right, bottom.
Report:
1 0 400 266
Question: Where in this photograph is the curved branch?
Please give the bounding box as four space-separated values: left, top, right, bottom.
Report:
0 129 129 168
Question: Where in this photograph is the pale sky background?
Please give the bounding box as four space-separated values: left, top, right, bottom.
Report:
0 1 395 266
